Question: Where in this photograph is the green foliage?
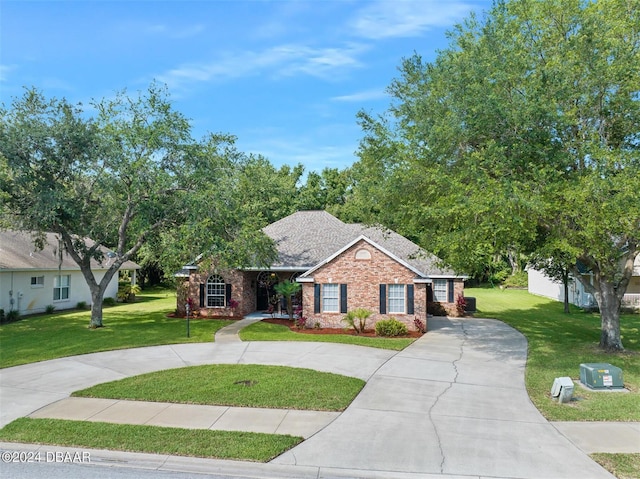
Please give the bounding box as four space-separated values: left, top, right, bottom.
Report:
45 305 55 314
76 301 87 310
103 297 116 307
502 272 528 289
5 309 20 323
273 281 302 320
350 0 640 351
342 308 373 334
375 318 408 337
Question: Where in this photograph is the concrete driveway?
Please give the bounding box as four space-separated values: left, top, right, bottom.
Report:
0 316 617 479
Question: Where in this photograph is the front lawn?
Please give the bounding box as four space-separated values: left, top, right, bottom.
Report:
468 288 639 421
73 364 365 411
0 288 229 368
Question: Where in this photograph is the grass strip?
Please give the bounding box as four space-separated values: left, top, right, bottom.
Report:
240 321 415 350
468 288 639 421
590 453 640 479
0 418 301 462
73 364 365 411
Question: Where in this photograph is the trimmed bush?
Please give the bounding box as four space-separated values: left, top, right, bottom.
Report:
375 318 408 337
45 305 56 314
103 297 116 307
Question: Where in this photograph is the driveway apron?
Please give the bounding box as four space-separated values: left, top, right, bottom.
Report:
272 317 614 479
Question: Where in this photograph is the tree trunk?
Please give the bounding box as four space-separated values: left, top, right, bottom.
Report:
89 287 104 328
595 283 624 351
563 278 570 314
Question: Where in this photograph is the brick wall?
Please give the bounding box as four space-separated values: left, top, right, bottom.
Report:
180 269 257 318
301 239 430 331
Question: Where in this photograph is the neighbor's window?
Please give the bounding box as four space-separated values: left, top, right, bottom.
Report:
31 276 45 288
388 284 405 313
433 279 448 302
322 284 339 312
207 274 225 307
53 275 70 301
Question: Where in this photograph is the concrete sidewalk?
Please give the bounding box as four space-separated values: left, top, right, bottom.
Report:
28 396 339 438
1 316 637 479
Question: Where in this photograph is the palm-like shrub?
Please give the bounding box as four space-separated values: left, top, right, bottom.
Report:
273 281 301 321
342 308 373 334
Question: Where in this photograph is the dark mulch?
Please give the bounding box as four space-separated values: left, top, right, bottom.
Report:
262 318 423 338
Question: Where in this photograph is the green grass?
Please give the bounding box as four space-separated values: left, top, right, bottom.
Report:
591 453 640 479
0 287 230 369
469 288 639 421
240 321 415 350
0 418 301 462
73 364 365 411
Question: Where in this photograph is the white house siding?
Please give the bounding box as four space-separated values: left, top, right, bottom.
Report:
527 268 596 308
0 269 118 315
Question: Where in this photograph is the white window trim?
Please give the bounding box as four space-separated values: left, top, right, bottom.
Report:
31 276 45 288
206 274 226 308
433 279 448 302
53 275 70 302
322 284 339 313
388 284 406 314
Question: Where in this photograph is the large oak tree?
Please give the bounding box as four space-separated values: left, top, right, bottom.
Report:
0 84 275 328
353 0 639 351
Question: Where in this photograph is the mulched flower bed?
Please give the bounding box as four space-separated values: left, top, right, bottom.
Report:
262 318 423 338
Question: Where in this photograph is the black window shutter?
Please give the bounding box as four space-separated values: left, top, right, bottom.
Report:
226 283 232 304
340 284 348 313
199 283 205 307
314 284 321 314
407 284 414 314
448 279 454 303
379 284 387 314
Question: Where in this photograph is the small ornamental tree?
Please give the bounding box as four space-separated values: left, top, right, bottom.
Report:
273 281 301 321
342 308 373 334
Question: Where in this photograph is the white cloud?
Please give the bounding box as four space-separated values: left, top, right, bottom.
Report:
0 64 16 82
331 88 388 103
351 0 473 39
157 43 368 90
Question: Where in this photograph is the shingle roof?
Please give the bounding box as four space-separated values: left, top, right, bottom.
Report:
262 211 461 278
0 230 139 271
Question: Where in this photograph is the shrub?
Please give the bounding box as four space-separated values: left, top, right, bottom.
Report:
76 301 87 310
427 301 447 316
375 318 408 337
342 308 373 334
296 316 308 329
6 309 20 323
455 294 467 317
45 305 56 314
414 317 426 333
0 309 4 323
502 271 528 289
103 297 116 307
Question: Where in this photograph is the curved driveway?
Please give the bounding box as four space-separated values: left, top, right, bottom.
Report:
0 317 614 479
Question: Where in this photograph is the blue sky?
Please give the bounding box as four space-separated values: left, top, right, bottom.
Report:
1 0 492 173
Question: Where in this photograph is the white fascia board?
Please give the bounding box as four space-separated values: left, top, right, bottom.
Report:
413 278 433 284
299 235 429 280
429 274 470 280
296 277 315 283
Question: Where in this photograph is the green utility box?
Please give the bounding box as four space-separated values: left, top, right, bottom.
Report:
579 363 624 389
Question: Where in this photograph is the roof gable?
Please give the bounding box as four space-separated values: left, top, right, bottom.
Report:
262 211 462 278
0 230 139 271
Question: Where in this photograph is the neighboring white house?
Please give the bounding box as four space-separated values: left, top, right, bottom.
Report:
528 257 640 310
0 231 139 316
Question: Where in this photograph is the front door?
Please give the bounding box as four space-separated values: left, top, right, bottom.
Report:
256 271 279 311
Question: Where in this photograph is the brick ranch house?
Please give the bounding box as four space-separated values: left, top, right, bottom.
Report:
177 211 467 331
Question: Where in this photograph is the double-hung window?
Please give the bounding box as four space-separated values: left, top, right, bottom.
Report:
207 275 225 307
322 284 339 313
53 275 70 301
433 279 448 302
31 276 44 288
388 284 405 313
